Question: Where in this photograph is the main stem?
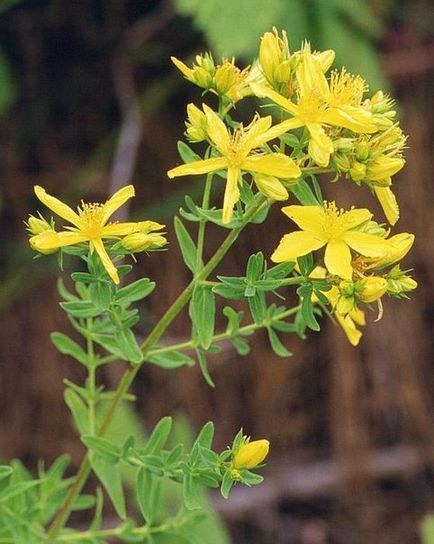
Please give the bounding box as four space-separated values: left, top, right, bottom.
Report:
46 196 268 541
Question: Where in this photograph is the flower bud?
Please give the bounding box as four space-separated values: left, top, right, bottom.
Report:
254 174 289 201
232 439 270 470
334 138 354 152
355 141 370 161
332 153 351 172
121 232 167 253
349 161 367 182
358 276 388 303
387 275 417 296
185 103 207 143
367 156 405 181
26 214 53 236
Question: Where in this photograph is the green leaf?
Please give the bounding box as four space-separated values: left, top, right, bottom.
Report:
174 217 199 273
146 350 195 369
60 300 101 318
231 337 250 356
190 284 215 350
223 306 243 336
298 285 320 331
89 281 112 310
183 472 202 510
177 140 202 163
0 480 40 502
143 416 172 455
64 389 89 435
248 290 266 325
81 436 121 464
196 349 215 388
114 328 143 364
0 466 13 480
267 328 292 358
193 422 214 450
246 253 264 283
71 272 96 283
421 515 434 544
90 454 126 519
220 471 234 500
290 178 322 206
115 279 156 304
137 467 162 525
50 332 88 366
266 262 295 280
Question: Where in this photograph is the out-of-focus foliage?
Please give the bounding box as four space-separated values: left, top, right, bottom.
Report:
422 515 434 544
0 48 15 116
174 0 386 89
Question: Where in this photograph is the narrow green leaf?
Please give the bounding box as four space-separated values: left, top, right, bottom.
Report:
290 178 321 206
89 281 112 310
183 472 202 510
143 416 172 455
51 332 88 366
190 284 215 349
64 389 89 435
267 328 292 357
220 471 234 499
115 279 156 304
248 290 266 325
0 466 13 481
174 216 198 273
81 436 121 464
177 140 202 163
246 253 264 282
231 337 250 356
90 454 126 519
114 328 143 364
146 350 195 369
137 467 162 525
196 349 215 388
193 421 214 450
60 300 101 318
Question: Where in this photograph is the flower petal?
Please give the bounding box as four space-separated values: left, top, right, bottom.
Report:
281 205 326 235
203 104 231 152
335 313 363 346
255 117 304 144
324 239 353 279
342 231 391 258
167 157 227 178
319 106 377 133
271 231 324 263
373 186 400 225
250 83 298 115
101 185 135 225
92 238 119 285
102 222 141 237
306 123 333 167
341 208 372 230
222 167 240 224
296 46 330 98
34 186 82 227
242 154 301 178
171 56 194 80
238 116 272 154
30 230 88 250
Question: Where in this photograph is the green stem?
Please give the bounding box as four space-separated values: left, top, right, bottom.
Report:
195 173 213 273
46 195 268 541
86 318 96 434
148 305 301 357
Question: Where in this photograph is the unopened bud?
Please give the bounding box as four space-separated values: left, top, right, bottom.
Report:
349 161 367 182
232 439 270 470
358 276 388 303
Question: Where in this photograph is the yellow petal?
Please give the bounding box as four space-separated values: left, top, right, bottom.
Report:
92 238 119 285
222 167 240 224
341 208 372 230
250 83 298 115
324 239 353 279
34 186 82 227
30 230 88 250
102 222 141 237
342 231 391 258
373 186 400 225
271 231 324 262
243 153 301 179
281 205 326 235
306 123 333 167
335 313 363 346
171 56 194 80
315 49 335 72
256 117 304 144
203 104 231 152
167 157 227 178
367 157 405 181
296 48 329 98
320 106 377 133
101 185 135 225
238 116 272 154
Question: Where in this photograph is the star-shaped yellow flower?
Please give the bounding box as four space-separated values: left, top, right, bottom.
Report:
29 185 165 284
271 202 392 280
167 104 301 223
252 44 377 167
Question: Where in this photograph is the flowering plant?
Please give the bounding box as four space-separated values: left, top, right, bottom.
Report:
0 29 415 542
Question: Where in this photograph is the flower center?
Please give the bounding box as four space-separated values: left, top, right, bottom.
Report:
328 69 367 107
297 90 326 121
322 201 347 239
78 202 105 239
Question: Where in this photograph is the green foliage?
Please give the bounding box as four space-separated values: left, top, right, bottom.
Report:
173 0 386 88
421 515 434 544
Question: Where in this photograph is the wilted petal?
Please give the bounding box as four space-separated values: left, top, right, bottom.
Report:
271 231 324 263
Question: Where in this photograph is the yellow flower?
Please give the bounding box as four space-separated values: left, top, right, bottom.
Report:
373 186 400 226
171 53 215 89
233 439 270 470
271 202 392 280
259 28 292 94
252 44 377 167
358 276 388 303
29 185 165 284
167 105 301 223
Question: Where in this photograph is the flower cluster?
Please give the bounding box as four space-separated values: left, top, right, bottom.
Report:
167 28 416 345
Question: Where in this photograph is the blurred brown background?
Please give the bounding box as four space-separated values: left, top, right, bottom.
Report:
0 0 433 542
